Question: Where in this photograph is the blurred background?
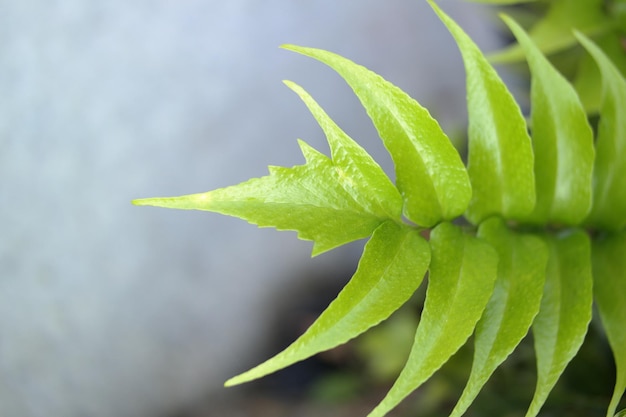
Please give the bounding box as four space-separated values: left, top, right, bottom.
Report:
4 1 612 417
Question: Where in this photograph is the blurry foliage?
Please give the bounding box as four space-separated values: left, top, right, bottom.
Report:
485 0 626 113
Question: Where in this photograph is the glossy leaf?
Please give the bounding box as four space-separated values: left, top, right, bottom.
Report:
282 44 471 227
368 222 498 417
503 16 594 226
577 33 626 231
133 85 403 256
450 217 548 417
284 80 403 220
527 230 593 417
491 0 610 63
225 220 430 386
430 1 535 225
592 231 626 417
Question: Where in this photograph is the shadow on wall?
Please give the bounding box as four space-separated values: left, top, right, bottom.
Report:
0 1 504 417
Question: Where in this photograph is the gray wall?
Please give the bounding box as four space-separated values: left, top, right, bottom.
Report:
0 1 502 416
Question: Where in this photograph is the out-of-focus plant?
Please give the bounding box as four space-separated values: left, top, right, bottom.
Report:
134 1 626 416
475 0 626 112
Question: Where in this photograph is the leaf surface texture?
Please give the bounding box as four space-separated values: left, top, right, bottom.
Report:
133 83 403 256
368 222 498 417
450 217 548 417
282 44 470 227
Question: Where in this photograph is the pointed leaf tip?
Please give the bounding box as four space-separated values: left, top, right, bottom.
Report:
368 222 498 417
131 194 211 210
131 198 148 206
450 218 547 417
592 231 626 417
283 79 403 221
226 221 430 387
283 43 470 227
525 231 592 417
133 92 406 256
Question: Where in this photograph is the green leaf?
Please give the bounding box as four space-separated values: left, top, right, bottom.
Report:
574 33 626 114
592 231 626 417
502 15 594 226
430 1 536 224
616 1 626 30
284 80 403 220
133 84 403 256
450 217 548 417
225 220 430 386
368 222 498 417
491 0 610 63
576 33 626 231
574 43 605 114
282 44 471 227
526 230 593 417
